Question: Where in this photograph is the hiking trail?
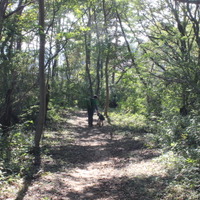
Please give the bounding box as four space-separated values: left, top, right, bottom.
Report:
15 111 168 200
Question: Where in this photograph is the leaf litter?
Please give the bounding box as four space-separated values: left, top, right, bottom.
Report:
2 111 169 200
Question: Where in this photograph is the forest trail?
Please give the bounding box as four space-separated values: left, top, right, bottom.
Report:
16 111 168 200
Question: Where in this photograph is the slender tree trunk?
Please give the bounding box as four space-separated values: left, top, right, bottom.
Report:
116 9 147 87
103 0 110 117
51 19 61 82
85 8 93 96
0 89 13 135
34 0 46 150
94 8 101 96
104 54 110 117
0 0 8 40
16 0 24 51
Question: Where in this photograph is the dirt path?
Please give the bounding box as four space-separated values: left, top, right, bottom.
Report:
17 111 168 200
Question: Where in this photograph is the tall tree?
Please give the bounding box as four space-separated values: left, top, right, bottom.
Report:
84 6 93 96
34 0 46 150
103 0 111 117
94 7 103 96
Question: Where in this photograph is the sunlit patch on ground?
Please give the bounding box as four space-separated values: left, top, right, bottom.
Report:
4 111 169 200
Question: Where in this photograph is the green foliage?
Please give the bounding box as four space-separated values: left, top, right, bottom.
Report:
156 115 200 162
19 105 39 130
112 71 147 114
51 79 84 108
157 151 200 200
0 127 34 185
46 103 62 123
149 113 200 197
110 111 147 133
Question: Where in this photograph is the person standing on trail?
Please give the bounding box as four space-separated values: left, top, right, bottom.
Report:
87 95 99 127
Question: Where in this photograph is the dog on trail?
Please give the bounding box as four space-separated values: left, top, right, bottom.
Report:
97 113 105 127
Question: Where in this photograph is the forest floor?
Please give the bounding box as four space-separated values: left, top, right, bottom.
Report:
3 110 171 200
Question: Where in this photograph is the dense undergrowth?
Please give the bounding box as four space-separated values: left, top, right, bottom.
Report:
156 115 200 200
0 109 200 199
110 110 200 200
0 106 62 197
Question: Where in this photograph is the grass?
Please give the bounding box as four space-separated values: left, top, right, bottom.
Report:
109 111 147 130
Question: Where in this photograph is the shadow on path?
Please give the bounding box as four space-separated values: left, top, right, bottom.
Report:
66 175 168 200
16 110 169 200
15 151 41 200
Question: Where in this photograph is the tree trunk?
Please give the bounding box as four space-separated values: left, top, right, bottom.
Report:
85 8 93 97
0 89 13 135
116 9 147 87
94 8 101 96
0 0 8 40
104 54 110 117
103 0 110 117
34 0 46 150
